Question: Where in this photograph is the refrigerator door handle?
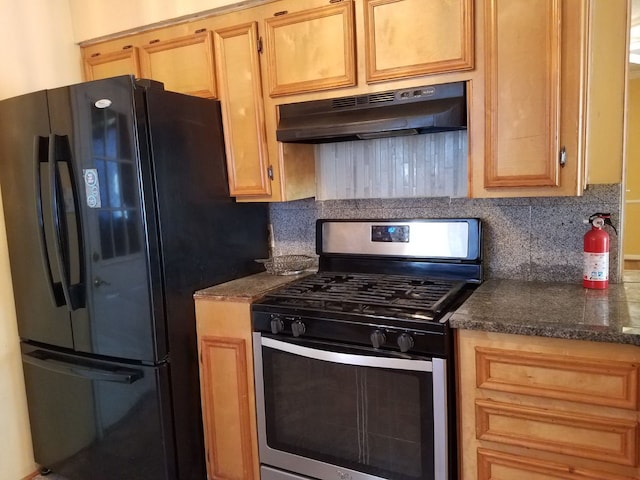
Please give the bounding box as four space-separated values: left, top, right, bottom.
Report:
23 350 144 384
35 136 66 307
48 134 85 311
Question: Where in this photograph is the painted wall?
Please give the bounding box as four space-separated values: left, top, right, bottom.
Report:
69 0 268 42
624 77 640 259
0 0 82 478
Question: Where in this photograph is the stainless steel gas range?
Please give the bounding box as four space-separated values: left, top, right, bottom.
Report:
251 219 483 480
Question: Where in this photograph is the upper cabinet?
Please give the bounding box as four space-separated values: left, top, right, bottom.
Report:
79 0 627 201
473 0 588 197
263 0 357 97
82 45 141 81
214 22 271 196
81 27 217 99
139 30 217 98
363 0 474 83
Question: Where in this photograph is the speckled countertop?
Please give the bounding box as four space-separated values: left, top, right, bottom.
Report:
450 279 640 346
194 271 313 303
196 271 640 347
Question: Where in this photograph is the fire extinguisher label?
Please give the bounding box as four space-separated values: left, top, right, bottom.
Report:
583 252 609 281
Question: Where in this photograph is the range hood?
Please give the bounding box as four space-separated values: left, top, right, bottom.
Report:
276 82 467 144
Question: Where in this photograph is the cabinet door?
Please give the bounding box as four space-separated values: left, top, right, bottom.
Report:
214 22 272 196
364 0 474 83
196 299 259 480
140 30 216 98
83 46 141 81
482 0 584 193
264 0 356 97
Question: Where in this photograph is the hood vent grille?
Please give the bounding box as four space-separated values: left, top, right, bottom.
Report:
277 82 467 144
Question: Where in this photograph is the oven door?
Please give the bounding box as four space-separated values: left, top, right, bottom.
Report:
253 333 449 480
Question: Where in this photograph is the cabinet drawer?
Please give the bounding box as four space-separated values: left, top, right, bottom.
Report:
477 448 638 480
475 399 638 466
475 346 639 409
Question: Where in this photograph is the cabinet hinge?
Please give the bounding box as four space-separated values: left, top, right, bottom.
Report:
267 165 274 180
257 36 263 54
559 146 567 168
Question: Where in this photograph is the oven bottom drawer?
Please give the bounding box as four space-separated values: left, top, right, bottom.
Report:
261 465 313 480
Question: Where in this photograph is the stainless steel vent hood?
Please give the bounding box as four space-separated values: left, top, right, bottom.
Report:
276 82 467 144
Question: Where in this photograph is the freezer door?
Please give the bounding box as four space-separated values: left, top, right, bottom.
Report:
0 90 74 348
21 343 175 480
47 76 164 361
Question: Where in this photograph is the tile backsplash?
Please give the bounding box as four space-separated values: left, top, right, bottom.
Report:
315 131 467 200
269 184 622 284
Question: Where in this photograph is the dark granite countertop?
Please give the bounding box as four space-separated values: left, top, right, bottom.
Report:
194 271 313 303
450 279 640 346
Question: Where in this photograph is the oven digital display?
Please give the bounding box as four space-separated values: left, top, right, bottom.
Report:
371 225 409 243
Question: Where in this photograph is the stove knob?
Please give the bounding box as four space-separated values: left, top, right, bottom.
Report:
397 333 415 353
270 316 284 335
291 320 306 338
370 330 386 349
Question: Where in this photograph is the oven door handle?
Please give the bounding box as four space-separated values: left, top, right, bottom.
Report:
259 336 434 372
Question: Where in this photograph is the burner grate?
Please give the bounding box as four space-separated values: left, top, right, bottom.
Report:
264 272 465 316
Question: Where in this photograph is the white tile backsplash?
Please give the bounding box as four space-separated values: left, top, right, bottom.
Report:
315 131 467 200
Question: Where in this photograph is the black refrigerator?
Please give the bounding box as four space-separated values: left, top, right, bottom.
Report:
0 75 269 479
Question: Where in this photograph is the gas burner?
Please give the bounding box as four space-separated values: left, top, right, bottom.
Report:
253 219 482 355
262 272 465 321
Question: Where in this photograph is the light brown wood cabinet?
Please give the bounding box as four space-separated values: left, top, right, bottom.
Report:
80 0 627 202
214 22 272 196
263 0 357 97
139 30 217 98
81 26 217 99
209 12 315 202
82 45 141 81
456 329 640 480
363 0 474 83
473 0 587 196
195 297 260 480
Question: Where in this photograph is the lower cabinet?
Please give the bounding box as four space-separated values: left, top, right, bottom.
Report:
195 298 259 480
456 329 640 480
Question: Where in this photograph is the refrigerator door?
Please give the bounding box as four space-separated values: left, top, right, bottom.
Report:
0 90 74 349
21 342 175 480
142 87 269 480
47 76 164 362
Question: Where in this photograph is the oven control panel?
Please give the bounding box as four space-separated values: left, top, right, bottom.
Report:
371 225 410 243
253 311 450 357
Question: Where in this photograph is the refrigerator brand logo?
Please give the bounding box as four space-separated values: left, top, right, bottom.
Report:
94 99 112 109
83 169 101 208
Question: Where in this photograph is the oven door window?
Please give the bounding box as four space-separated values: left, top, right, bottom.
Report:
257 336 444 480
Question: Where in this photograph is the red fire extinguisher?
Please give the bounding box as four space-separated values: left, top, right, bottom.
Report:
583 213 614 289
